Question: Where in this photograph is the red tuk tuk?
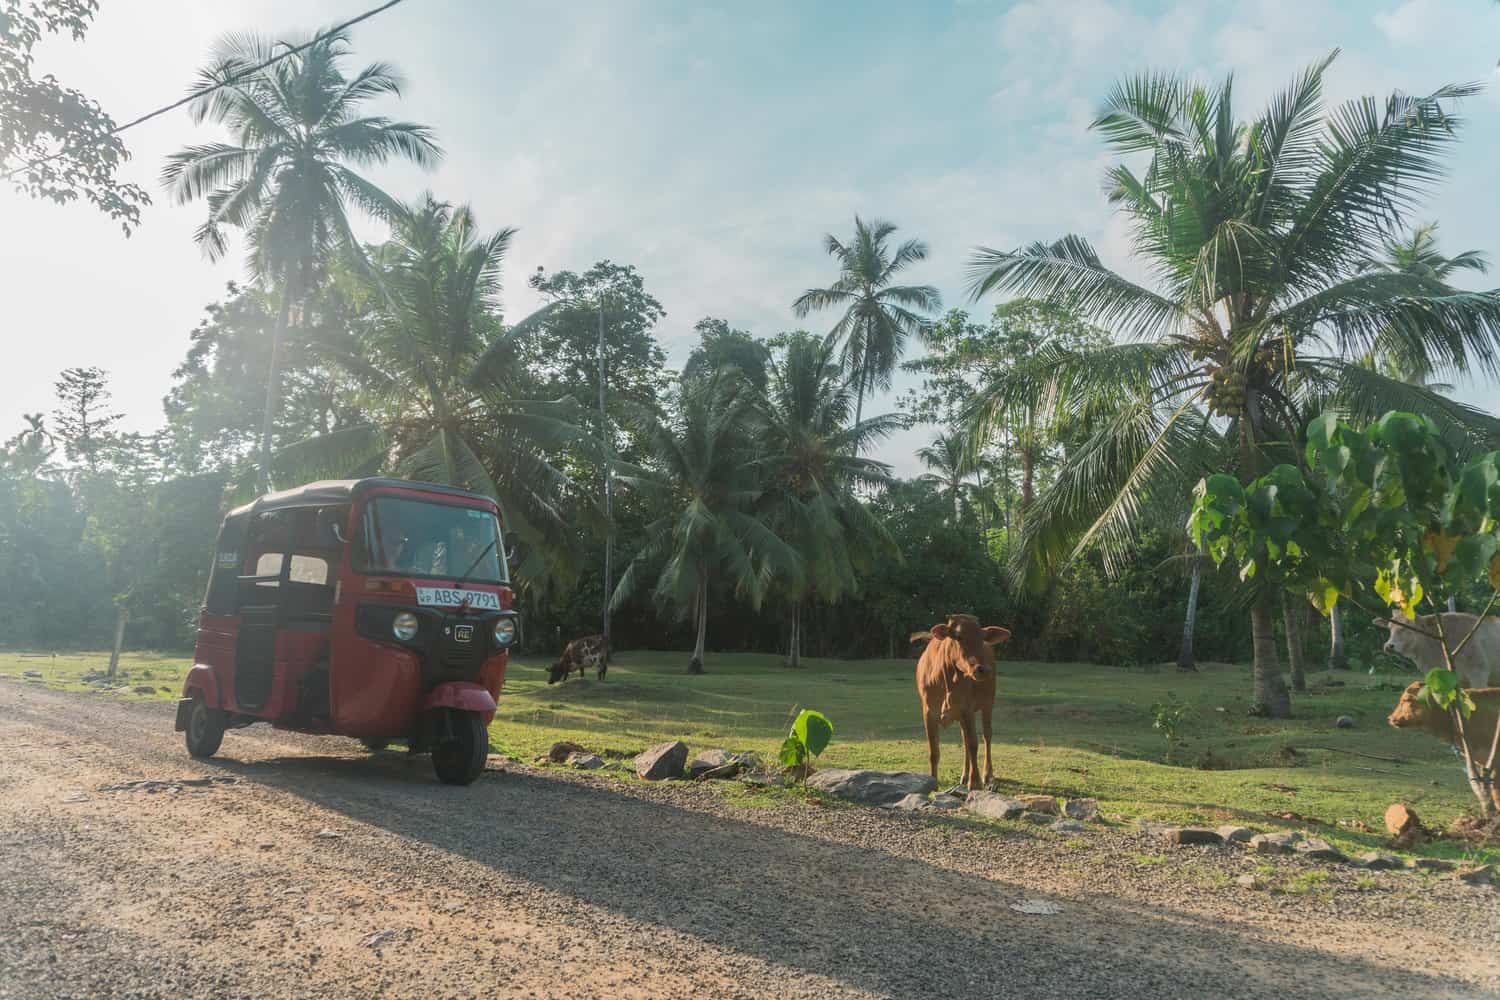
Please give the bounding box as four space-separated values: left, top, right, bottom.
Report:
176 478 518 785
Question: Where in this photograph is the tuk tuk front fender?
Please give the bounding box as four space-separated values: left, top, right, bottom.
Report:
424 682 496 715
181 664 221 709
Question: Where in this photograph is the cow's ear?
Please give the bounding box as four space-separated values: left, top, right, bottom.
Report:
1371 617 1388 628
930 623 952 640
982 626 1011 645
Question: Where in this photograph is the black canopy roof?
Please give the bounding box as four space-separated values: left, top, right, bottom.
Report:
225 478 495 522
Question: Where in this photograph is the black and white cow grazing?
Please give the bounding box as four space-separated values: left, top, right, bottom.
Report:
548 635 610 683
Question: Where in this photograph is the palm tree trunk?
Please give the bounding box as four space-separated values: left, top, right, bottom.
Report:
258 276 297 494
688 579 707 674
1328 600 1348 670
1177 550 1201 672
107 607 128 681
787 600 802 669
1251 594 1291 717
1019 442 1035 525
1282 592 1307 693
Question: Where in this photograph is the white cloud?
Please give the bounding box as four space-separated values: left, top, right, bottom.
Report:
1374 0 1443 44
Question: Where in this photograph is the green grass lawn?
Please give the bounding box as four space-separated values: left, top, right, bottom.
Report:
3 646 1490 863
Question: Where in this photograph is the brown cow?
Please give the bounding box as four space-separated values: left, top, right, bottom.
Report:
1388 681 1500 810
914 614 1011 790
548 634 610 684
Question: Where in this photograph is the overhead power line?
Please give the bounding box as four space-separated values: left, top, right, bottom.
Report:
1 0 411 183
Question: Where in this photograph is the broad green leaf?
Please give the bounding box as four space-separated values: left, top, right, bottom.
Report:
778 734 806 768
793 709 833 757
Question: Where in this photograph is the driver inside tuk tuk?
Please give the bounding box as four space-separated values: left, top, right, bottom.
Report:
373 503 445 575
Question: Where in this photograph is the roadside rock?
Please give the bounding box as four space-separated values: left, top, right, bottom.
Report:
1162 827 1223 847
1051 819 1087 834
688 749 732 778
929 793 965 812
1356 851 1404 870
1295 838 1345 862
1456 865 1494 887
1235 874 1265 889
1408 857 1456 872
634 741 689 781
886 793 931 813
1217 825 1256 845
807 769 935 806
565 752 604 770
1249 831 1302 854
962 791 1028 821
1022 811 1055 825
543 741 590 764
1017 794 1059 815
132 685 156 695
1385 803 1420 836
694 751 762 781
23 670 43 679
1062 798 1099 821
1335 715 1354 729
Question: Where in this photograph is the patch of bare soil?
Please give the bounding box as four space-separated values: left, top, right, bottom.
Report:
0 681 1495 999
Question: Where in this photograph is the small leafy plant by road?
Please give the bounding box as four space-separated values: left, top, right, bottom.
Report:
779 708 833 780
1151 696 1190 763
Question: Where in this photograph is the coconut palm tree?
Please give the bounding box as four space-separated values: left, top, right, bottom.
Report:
754 333 901 667
611 373 799 674
916 431 983 524
965 53 1500 717
274 194 584 585
792 217 941 429
163 27 441 492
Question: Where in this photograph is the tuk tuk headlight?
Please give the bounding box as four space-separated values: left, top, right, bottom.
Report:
392 612 419 642
492 617 517 648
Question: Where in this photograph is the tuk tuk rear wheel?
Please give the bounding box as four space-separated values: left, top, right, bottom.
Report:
431 713 488 786
185 696 225 758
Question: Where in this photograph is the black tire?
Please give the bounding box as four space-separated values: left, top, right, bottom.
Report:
185 696 225 758
431 712 489 786
359 738 390 752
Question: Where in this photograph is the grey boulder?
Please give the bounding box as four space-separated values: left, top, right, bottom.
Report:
634 741 689 780
806 769 936 807
963 791 1028 821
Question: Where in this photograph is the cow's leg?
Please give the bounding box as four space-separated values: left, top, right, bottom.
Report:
923 709 942 784
958 711 980 790
981 700 995 787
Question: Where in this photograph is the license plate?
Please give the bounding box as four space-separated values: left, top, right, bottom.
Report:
415 587 501 611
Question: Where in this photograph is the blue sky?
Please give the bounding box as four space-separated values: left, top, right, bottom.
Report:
3 0 1498 475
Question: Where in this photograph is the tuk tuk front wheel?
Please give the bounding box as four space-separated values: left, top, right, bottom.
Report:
431 712 489 786
185 696 226 758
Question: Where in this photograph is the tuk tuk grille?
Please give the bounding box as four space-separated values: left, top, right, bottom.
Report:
435 620 487 678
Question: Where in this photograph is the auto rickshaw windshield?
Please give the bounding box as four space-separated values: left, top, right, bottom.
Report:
361 496 506 582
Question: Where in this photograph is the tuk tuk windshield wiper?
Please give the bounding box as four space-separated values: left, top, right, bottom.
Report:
451 538 498 593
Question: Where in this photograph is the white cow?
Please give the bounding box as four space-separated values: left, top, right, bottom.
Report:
1376 610 1500 688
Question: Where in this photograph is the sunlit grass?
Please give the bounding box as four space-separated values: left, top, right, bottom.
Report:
3 645 1490 863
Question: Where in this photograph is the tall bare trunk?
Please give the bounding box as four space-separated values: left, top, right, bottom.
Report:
107 607 127 680
1177 550 1201 672
1251 594 1291 717
787 600 803 669
258 276 298 494
688 579 707 674
1328 600 1348 670
1282 592 1306 693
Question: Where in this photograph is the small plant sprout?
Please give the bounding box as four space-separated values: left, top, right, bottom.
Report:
779 708 833 780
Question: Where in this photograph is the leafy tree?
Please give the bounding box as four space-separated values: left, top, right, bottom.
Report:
1 0 149 230
755 333 899 666
966 53 1500 716
683 317 770 391
163 281 368 480
1192 411 1500 808
164 26 440 491
52 366 120 474
792 216 940 428
611 373 798 673
276 194 584 587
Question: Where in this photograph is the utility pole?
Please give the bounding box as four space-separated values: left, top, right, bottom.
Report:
598 293 613 648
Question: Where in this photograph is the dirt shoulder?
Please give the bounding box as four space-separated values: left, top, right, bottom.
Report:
0 680 1493 999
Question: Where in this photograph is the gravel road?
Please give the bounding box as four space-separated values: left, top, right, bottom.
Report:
1 680 1495 999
